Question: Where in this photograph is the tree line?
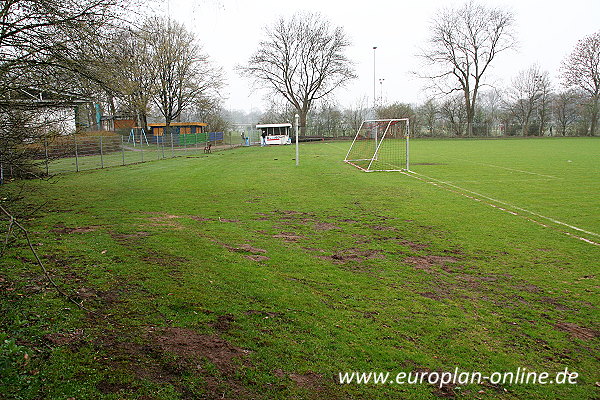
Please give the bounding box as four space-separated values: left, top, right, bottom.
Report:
1 0 598 179
246 5 598 138
0 0 224 178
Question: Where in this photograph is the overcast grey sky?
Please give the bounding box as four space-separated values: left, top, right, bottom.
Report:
163 0 599 113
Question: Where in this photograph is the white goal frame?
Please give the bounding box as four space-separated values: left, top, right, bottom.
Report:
344 118 410 172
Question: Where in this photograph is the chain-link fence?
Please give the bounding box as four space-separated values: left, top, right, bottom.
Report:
24 131 243 176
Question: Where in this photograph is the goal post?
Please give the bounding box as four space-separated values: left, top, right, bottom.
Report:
344 118 410 172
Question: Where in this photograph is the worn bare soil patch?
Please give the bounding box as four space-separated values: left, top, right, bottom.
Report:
110 231 150 242
404 255 459 272
51 224 101 234
96 326 255 398
272 232 305 242
142 250 189 267
317 248 385 264
555 322 598 341
222 243 270 262
313 222 341 231
146 212 185 229
148 327 251 373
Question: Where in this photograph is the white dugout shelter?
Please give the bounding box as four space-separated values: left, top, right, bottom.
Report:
256 123 292 145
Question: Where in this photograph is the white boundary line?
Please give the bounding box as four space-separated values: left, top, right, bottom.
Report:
402 170 599 246
443 157 560 179
331 141 598 245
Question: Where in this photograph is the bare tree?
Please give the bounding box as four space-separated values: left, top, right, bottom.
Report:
561 31 600 136
181 97 229 133
106 27 157 131
376 102 417 135
0 0 132 100
259 99 296 125
419 1 515 136
343 96 370 136
536 75 553 136
311 100 344 137
147 17 224 135
504 65 551 136
418 98 439 136
552 89 582 136
440 94 467 136
478 89 503 136
239 12 356 135
0 0 132 181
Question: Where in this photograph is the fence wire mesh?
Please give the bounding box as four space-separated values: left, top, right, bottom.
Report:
25 131 242 176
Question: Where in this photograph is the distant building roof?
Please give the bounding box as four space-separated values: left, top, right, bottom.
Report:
256 123 292 129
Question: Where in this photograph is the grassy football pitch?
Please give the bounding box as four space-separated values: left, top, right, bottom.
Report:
1 137 598 399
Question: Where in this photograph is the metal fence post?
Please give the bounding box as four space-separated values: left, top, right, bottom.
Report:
170 133 174 158
100 135 104 169
141 139 144 163
44 136 49 175
74 135 79 172
122 135 125 165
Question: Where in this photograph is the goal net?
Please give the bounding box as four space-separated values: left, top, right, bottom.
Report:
344 119 410 172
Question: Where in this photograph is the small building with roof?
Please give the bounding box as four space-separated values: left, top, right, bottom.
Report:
256 123 292 145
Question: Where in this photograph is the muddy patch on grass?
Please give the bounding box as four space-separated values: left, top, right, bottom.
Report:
190 215 242 223
302 246 327 253
317 248 385 264
274 369 325 390
223 243 270 262
513 283 545 294
96 380 131 395
74 286 99 301
540 297 573 311
244 254 270 262
142 251 189 267
404 255 459 272
432 382 458 398
110 231 150 244
148 327 251 374
289 372 324 390
97 326 255 398
45 329 85 347
313 222 342 231
555 322 598 341
51 224 101 234
146 213 185 230
419 287 452 301
273 232 305 242
368 224 397 231
234 244 267 254
400 240 430 251
210 314 235 332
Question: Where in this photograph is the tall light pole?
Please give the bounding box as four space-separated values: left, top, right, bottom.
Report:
373 46 378 149
372 46 377 112
379 78 385 106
